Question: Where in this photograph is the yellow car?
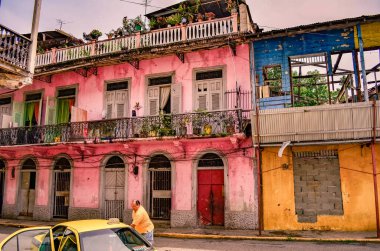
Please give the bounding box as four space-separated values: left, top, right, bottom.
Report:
0 219 155 251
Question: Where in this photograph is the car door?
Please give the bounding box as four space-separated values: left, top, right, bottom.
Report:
58 228 79 251
0 226 53 251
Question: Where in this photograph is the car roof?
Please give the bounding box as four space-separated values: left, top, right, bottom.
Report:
56 219 129 233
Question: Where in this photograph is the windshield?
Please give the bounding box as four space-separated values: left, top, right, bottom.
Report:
80 227 151 251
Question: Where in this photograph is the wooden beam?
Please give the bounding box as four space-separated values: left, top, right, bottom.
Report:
333 53 343 74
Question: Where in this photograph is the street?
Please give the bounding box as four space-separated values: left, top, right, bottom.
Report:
0 226 379 250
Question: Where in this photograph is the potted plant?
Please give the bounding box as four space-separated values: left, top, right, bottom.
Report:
83 29 102 41
106 31 114 39
223 113 235 134
166 13 182 27
205 12 216 21
192 109 204 135
157 17 167 28
227 0 238 13
149 17 158 30
133 15 145 31
197 13 204 22
139 118 149 138
149 123 159 137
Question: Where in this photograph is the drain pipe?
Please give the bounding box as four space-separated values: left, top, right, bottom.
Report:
371 100 380 238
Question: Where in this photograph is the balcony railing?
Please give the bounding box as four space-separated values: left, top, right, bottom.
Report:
0 24 31 70
35 15 238 67
0 109 249 146
252 102 380 144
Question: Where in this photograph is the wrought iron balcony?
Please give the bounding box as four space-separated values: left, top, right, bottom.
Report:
35 15 238 67
0 24 31 70
0 109 249 146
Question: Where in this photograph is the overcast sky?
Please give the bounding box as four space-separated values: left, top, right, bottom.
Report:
0 0 379 38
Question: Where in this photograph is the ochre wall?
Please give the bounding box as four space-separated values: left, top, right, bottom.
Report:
262 143 380 231
355 22 380 49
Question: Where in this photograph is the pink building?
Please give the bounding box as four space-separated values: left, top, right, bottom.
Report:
0 0 257 229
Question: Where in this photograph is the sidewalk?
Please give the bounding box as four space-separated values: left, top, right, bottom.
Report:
1 218 379 243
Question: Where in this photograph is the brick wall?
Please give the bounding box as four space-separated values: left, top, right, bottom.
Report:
293 150 343 223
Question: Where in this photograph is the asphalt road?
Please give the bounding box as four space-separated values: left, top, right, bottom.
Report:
1 226 379 250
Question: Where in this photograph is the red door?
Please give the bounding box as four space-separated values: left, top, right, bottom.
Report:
197 169 224 226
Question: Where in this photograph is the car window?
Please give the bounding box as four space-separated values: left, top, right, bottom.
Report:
52 226 66 251
2 229 50 251
80 228 151 251
60 230 78 251
40 232 53 251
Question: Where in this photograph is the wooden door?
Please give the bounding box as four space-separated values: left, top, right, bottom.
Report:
19 171 36 216
197 169 224 226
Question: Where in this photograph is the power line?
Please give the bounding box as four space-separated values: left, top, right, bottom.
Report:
119 0 164 9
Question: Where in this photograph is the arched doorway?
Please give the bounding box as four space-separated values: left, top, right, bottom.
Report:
53 158 71 218
19 158 37 217
104 156 125 220
148 155 171 220
197 153 225 226
0 160 5 215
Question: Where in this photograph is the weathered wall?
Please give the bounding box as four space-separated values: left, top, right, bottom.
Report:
3 45 250 121
1 136 256 229
253 27 355 109
262 144 380 231
354 22 380 49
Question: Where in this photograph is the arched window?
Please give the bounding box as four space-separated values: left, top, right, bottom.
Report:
149 155 171 169
105 156 124 168
54 158 71 170
198 153 223 167
22 158 36 170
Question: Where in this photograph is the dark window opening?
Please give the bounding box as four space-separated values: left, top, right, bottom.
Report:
55 158 71 170
58 88 76 98
107 82 129 91
0 97 12 105
22 158 36 170
196 70 223 81
25 93 42 102
149 76 172 86
263 65 282 97
149 155 171 169
198 153 224 167
105 156 125 168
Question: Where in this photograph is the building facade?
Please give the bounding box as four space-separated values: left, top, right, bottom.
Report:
0 0 258 229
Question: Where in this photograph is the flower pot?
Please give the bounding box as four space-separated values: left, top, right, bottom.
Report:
204 124 212 135
193 127 201 135
149 130 157 137
226 125 235 134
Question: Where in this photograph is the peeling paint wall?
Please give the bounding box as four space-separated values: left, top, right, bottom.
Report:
354 22 380 49
262 144 380 231
253 28 355 109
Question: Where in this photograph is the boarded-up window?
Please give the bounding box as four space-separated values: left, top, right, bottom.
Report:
293 150 343 223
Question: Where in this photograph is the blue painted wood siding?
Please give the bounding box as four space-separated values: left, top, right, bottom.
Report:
253 27 355 108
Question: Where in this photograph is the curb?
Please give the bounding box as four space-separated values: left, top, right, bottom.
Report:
155 233 380 243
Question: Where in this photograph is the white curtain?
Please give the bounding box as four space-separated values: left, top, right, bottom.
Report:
160 86 171 111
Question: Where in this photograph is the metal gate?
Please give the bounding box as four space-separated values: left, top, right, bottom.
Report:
53 171 70 218
149 154 171 220
104 167 125 219
53 158 71 218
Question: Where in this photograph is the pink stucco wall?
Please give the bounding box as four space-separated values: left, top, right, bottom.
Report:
4 45 250 121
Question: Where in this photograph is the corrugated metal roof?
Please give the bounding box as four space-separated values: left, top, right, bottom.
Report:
253 14 380 39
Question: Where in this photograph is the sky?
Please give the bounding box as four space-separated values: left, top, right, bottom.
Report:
0 0 379 39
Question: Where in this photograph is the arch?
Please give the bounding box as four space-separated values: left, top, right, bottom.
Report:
22 158 36 170
105 156 125 169
54 158 71 170
194 150 228 227
0 159 5 170
149 154 171 169
103 154 126 220
198 153 224 167
147 153 172 220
